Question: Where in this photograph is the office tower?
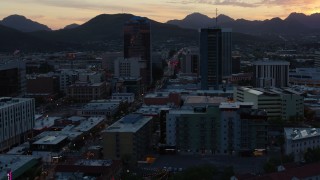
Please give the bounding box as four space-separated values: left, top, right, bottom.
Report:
181 47 200 75
200 28 232 90
124 17 152 85
0 97 35 151
232 55 241 74
253 60 289 88
315 51 320 68
0 60 26 97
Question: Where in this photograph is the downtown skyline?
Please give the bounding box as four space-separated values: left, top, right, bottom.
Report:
1 0 320 30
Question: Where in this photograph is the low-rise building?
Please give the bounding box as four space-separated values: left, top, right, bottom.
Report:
289 68 320 87
26 73 60 100
55 159 122 180
166 102 268 155
66 82 109 103
102 114 153 161
234 87 304 120
0 155 41 180
78 100 121 117
284 127 320 162
144 92 181 107
112 93 135 103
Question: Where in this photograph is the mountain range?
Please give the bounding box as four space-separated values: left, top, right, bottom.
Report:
167 12 320 34
0 15 51 32
0 12 319 52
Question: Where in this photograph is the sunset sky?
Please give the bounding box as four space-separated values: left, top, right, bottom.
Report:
1 0 320 30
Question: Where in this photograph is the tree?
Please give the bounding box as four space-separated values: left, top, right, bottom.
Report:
304 148 320 163
263 161 276 173
169 164 218 180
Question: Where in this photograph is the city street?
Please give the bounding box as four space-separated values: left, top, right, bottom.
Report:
145 154 268 174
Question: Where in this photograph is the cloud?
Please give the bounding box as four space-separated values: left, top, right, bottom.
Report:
3 0 153 14
167 0 259 7
168 0 319 8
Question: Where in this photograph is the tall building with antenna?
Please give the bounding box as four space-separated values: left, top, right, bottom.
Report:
124 16 152 86
200 10 232 90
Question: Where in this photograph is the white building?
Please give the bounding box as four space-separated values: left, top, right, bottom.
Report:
0 97 35 151
253 60 289 88
114 57 144 78
112 93 135 103
58 69 79 93
78 71 103 83
284 127 320 162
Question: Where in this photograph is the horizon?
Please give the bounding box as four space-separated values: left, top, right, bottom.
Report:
1 0 320 30
0 11 319 30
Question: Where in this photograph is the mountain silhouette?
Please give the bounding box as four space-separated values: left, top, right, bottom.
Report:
0 15 51 32
167 12 319 34
0 24 61 52
1 13 310 52
63 23 80 30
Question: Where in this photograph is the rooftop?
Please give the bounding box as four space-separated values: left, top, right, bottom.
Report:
33 135 68 145
35 130 83 141
0 155 39 180
112 92 135 96
34 116 61 130
219 102 254 109
284 127 320 140
74 159 112 167
0 97 33 109
104 114 152 133
253 59 290 66
82 101 120 111
73 116 104 132
184 96 227 105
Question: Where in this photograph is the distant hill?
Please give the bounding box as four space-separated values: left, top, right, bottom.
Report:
63 23 80 30
285 12 320 29
28 13 200 51
0 24 63 52
167 12 320 34
0 15 51 32
167 13 235 29
0 13 282 52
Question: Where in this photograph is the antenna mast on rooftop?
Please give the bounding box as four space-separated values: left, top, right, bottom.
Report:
215 8 218 27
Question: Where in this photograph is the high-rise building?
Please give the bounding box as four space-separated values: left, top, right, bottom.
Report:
124 17 152 85
200 28 232 90
232 56 241 74
314 51 320 68
0 97 35 151
180 47 199 75
0 60 26 97
253 60 289 88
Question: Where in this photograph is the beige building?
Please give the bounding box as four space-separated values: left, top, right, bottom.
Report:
102 114 153 161
234 87 304 120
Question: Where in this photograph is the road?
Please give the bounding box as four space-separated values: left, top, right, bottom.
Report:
145 154 267 174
